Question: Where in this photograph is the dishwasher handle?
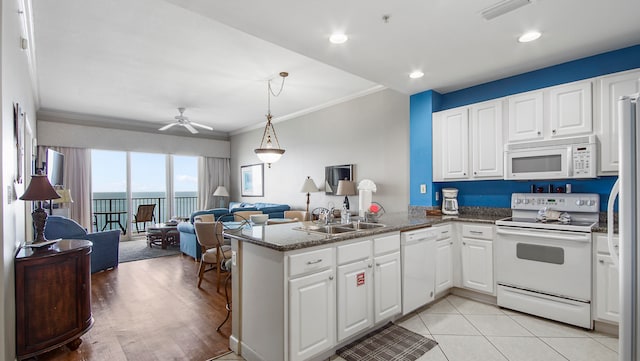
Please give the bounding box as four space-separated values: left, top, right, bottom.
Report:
402 234 436 245
496 228 590 243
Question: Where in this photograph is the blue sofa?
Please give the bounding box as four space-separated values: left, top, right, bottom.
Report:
178 202 290 260
44 215 121 273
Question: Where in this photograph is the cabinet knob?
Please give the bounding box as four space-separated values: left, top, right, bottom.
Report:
537 131 541 135
463 173 466 176
599 259 605 264
474 171 477 175
552 129 557 134
329 275 334 280
462 242 466 246
368 264 373 268
376 263 381 267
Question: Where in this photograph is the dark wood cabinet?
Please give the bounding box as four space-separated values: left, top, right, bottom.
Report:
15 239 94 360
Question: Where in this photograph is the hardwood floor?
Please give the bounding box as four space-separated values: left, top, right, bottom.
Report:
37 254 232 361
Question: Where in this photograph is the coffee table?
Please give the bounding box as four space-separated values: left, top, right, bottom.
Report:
146 223 180 249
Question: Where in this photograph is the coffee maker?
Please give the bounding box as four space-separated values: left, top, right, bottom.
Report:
442 188 459 215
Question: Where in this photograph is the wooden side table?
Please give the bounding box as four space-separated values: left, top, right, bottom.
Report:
15 239 94 360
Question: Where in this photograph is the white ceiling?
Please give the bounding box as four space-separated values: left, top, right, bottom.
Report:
31 0 640 138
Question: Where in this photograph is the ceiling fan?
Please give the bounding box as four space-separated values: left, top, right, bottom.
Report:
158 107 213 134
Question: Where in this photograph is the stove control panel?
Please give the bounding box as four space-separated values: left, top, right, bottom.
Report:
511 193 600 212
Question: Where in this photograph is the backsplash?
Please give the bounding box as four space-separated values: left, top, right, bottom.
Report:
433 177 618 212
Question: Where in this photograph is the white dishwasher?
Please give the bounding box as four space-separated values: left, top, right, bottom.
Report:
401 228 436 315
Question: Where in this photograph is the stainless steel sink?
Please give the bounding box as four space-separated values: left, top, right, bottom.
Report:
337 222 386 230
294 222 386 235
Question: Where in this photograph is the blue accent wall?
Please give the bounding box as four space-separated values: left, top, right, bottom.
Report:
410 44 640 210
439 45 640 110
410 91 441 206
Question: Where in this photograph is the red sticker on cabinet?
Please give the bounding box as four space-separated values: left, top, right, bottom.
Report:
357 272 365 286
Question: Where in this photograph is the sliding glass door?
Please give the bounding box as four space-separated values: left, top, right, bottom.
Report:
91 150 199 239
91 150 128 235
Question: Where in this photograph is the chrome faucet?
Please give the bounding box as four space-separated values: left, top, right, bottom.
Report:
322 208 335 225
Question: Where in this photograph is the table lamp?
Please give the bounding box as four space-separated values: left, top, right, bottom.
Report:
213 186 229 208
20 174 61 243
336 179 356 210
300 176 319 213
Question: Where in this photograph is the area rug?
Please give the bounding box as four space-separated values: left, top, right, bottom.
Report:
118 239 181 263
336 323 438 361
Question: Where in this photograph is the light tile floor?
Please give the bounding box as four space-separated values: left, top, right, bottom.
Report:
212 294 619 361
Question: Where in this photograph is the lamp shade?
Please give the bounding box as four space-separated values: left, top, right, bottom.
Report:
52 188 74 204
300 177 319 193
213 186 229 197
336 180 356 196
20 175 61 201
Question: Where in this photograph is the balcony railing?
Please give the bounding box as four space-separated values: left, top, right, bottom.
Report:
92 195 197 232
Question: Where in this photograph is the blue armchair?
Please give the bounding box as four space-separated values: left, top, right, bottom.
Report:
44 215 121 273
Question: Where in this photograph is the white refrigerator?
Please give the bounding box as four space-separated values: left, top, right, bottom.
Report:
608 93 640 361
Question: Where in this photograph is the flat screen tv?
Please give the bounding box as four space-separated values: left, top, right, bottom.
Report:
325 164 353 195
46 149 64 187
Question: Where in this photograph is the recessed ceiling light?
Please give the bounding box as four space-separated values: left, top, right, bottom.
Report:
518 31 541 43
329 33 348 44
409 71 424 79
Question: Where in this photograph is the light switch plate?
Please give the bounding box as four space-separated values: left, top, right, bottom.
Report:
420 184 427 194
232 251 237 266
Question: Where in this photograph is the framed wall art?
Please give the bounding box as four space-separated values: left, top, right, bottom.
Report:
13 103 24 184
241 163 264 197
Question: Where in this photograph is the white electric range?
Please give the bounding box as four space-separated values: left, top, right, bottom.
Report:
495 193 600 329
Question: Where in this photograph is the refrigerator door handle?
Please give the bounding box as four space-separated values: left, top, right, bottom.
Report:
607 179 620 267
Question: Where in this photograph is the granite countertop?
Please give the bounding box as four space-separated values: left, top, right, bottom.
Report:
223 211 506 252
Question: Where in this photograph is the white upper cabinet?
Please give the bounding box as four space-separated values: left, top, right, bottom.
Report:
596 69 640 174
549 81 593 137
433 100 504 181
470 100 504 178
437 107 469 180
507 80 593 143
508 91 544 142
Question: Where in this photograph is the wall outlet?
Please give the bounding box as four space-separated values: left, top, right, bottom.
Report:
435 191 439 201
232 251 237 266
420 184 427 194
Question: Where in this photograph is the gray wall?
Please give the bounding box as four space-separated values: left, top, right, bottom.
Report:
2 0 39 358
230 88 410 214
38 121 230 158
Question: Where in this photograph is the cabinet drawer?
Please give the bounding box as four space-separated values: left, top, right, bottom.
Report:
337 240 372 265
289 248 334 278
374 232 400 256
596 234 619 255
432 224 452 240
462 224 493 240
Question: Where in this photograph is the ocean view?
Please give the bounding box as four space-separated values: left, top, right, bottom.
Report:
92 191 198 224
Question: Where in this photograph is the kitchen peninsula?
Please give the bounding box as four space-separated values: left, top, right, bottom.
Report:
224 211 504 361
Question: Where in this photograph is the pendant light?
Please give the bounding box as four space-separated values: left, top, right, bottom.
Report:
255 72 288 168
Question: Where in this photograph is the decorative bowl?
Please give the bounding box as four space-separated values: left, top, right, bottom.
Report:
250 214 268 224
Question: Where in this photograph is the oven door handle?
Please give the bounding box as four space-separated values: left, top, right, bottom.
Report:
496 228 590 243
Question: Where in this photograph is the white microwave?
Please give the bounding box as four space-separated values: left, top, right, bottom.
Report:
504 135 596 180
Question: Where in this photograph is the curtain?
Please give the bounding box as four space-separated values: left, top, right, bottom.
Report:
198 157 230 210
41 146 93 230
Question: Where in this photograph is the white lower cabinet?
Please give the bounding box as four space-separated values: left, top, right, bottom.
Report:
432 224 453 295
460 224 494 294
289 254 336 361
435 238 453 295
337 240 374 342
595 234 620 324
374 251 402 322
